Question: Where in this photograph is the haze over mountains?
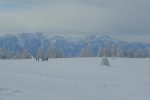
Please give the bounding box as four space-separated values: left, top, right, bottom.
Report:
0 33 150 59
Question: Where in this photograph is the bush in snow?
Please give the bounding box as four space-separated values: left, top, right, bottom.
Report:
101 56 110 66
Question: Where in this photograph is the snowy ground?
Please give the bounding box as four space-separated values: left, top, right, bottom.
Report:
0 58 150 100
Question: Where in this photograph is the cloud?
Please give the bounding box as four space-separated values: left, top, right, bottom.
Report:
0 0 150 39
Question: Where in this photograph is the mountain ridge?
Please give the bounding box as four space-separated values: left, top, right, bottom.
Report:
0 33 150 58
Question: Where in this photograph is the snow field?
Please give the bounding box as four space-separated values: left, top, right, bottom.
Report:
0 58 150 100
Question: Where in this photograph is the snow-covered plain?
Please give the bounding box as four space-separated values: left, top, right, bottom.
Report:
0 58 150 100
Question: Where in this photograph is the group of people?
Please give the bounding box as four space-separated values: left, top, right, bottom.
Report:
35 57 49 61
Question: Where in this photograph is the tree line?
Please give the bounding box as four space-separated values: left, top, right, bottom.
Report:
0 43 150 60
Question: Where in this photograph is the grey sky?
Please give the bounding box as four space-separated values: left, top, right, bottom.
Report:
0 0 150 42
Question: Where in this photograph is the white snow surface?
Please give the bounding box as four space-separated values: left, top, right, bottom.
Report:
0 58 150 100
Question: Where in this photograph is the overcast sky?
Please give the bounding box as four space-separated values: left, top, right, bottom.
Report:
0 0 150 42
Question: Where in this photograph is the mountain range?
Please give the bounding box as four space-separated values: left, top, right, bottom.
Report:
0 33 150 58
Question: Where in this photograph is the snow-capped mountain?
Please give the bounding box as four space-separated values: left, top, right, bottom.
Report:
0 33 150 58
